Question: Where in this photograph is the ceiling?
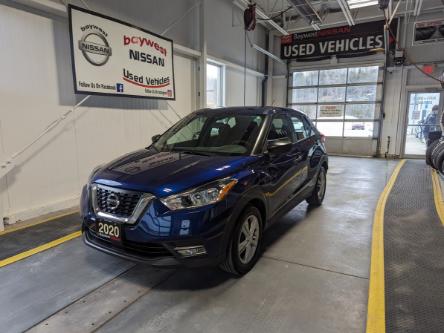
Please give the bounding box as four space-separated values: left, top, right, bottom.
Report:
249 0 444 33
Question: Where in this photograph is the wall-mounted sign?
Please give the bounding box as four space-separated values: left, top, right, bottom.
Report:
319 105 343 118
413 19 444 45
68 5 175 100
281 20 397 61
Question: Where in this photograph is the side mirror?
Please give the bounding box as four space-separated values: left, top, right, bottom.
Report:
151 134 161 143
266 138 292 155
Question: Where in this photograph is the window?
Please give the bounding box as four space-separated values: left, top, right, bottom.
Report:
347 66 380 83
293 105 317 119
291 87 317 103
166 116 206 145
291 116 309 141
346 85 379 102
318 87 346 102
206 62 224 108
319 68 347 85
293 70 318 86
289 65 382 138
156 114 265 155
268 115 291 141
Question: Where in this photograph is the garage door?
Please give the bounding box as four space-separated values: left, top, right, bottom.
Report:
288 65 383 156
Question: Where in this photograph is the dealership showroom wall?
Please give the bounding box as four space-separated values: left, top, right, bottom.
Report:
0 0 444 333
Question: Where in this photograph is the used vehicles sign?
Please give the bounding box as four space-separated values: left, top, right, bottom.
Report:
281 20 397 61
68 5 175 100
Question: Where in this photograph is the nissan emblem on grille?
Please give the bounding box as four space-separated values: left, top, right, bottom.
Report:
106 193 120 210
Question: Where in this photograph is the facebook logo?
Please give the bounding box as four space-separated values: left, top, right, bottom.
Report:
116 83 124 93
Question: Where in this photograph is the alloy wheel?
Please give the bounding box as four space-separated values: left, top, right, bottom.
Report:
317 170 326 199
237 214 260 264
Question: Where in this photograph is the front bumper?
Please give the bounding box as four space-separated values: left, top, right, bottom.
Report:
82 225 227 267
82 207 231 268
83 229 179 266
80 181 242 267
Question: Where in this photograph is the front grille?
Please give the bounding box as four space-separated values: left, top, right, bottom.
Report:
86 226 173 258
95 186 141 217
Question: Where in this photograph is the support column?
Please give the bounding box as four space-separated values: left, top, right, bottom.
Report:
0 122 6 231
266 32 275 106
198 0 207 109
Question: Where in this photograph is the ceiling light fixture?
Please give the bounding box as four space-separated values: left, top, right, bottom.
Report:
311 21 321 31
346 0 378 9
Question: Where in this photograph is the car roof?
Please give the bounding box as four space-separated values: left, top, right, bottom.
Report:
193 106 306 117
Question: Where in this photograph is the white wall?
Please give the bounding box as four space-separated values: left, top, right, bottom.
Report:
0 0 267 226
0 3 196 224
271 77 286 107
225 67 262 107
205 0 266 108
205 0 266 73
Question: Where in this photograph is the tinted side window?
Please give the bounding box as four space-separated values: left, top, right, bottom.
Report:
290 116 310 141
304 117 318 136
267 115 292 141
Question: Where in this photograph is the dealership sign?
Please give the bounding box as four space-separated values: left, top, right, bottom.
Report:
68 5 175 99
319 105 343 118
281 20 396 61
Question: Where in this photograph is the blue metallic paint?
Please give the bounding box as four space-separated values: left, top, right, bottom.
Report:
81 107 328 267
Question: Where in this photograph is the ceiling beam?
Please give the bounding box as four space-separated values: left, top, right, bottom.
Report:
413 0 424 16
336 0 355 25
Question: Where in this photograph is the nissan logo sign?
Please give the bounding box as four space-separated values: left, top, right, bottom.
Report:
106 193 120 211
78 30 112 66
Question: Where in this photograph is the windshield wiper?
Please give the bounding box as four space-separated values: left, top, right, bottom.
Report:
146 145 160 152
173 149 212 156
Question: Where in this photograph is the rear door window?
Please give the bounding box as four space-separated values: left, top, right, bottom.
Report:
290 115 310 142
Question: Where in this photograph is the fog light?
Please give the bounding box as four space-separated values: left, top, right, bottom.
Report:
175 245 207 257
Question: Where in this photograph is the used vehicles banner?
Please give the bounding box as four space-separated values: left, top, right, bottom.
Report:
68 5 175 100
281 20 396 61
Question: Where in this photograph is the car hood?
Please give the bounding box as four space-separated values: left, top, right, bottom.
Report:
91 149 258 197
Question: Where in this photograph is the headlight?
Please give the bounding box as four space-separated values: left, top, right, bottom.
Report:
160 177 238 211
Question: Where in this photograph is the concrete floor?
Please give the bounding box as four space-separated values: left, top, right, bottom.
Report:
405 134 426 156
0 157 398 333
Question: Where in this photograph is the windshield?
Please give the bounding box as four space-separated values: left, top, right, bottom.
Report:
153 113 265 155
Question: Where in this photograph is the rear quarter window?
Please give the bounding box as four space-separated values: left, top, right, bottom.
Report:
303 116 318 137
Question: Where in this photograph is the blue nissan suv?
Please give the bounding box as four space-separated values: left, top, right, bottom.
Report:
81 107 328 275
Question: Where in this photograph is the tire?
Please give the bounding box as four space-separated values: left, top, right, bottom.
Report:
220 206 263 276
426 139 440 166
435 148 444 174
432 141 444 169
306 166 327 206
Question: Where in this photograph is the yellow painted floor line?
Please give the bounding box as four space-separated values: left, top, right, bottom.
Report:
431 170 444 226
0 231 82 268
366 159 406 333
0 210 78 237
